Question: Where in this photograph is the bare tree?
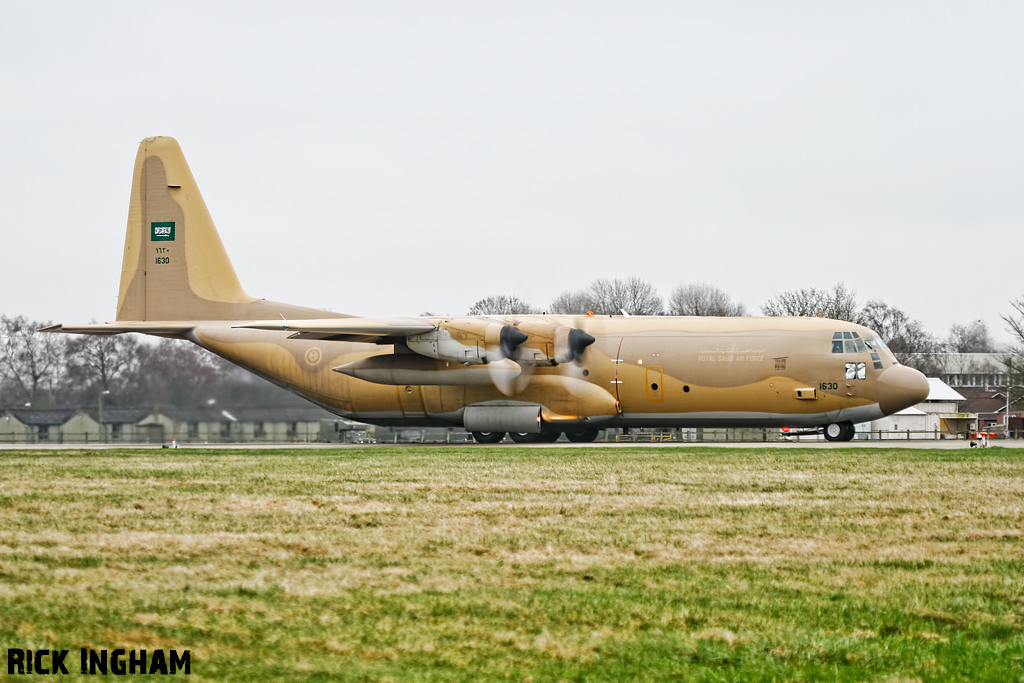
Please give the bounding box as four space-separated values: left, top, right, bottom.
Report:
548 278 663 315
584 277 663 315
65 329 142 400
945 320 996 353
761 283 859 321
1002 298 1024 389
668 282 747 316
610 277 663 316
549 290 599 315
132 340 229 408
467 295 536 316
859 300 941 373
0 315 66 406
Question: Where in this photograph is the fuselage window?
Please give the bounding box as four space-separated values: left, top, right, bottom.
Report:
843 331 853 339
844 340 858 353
845 362 867 380
832 340 844 353
855 339 866 353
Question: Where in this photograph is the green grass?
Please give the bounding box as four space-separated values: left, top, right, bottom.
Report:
1 446 1023 681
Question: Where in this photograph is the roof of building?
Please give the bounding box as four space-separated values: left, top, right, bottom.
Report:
926 378 966 402
81 408 154 424
959 394 1008 416
893 406 927 416
7 409 76 426
159 407 232 423
223 406 340 422
159 406 339 423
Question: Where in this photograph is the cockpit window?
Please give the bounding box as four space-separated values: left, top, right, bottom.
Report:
863 336 888 351
833 334 889 353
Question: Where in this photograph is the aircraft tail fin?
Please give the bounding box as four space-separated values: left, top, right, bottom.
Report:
116 137 336 322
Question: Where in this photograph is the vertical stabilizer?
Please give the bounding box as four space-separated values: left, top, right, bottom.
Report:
116 137 339 322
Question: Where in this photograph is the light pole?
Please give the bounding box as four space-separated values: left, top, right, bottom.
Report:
1005 357 1017 439
98 390 110 442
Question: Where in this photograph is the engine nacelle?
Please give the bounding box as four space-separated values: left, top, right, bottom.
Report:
406 319 507 365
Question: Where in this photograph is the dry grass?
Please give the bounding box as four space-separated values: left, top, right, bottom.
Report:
1 446 1023 681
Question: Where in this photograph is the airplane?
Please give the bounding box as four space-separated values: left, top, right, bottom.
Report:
45 137 930 443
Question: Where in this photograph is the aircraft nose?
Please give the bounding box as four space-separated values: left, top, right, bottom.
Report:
876 364 930 415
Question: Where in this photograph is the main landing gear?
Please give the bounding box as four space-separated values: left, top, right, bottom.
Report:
565 428 600 443
470 431 505 444
471 431 564 444
823 421 855 442
509 431 560 443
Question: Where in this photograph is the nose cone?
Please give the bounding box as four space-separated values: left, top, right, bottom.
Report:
877 365 930 415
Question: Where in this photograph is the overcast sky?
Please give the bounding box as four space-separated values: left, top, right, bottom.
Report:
2 2 1022 344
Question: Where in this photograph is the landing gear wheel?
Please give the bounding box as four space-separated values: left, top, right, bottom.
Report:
565 428 600 443
471 431 506 444
538 431 561 443
823 421 855 442
509 432 543 444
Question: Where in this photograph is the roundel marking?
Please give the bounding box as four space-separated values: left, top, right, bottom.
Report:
305 347 323 366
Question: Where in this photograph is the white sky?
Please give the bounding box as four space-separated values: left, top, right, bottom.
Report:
2 2 1022 345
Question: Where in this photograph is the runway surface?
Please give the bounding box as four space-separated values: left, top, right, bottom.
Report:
2 440 1022 450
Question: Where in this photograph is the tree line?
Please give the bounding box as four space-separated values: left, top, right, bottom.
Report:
4 282 1023 409
470 280 1024 376
0 315 307 411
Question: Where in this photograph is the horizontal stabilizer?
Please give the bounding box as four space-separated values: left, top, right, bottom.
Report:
41 322 196 337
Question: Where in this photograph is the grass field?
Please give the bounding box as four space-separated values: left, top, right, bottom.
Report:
1 446 1022 682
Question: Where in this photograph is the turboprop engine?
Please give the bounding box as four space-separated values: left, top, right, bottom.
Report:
337 318 598 395
405 320 526 365
506 321 596 365
404 318 595 368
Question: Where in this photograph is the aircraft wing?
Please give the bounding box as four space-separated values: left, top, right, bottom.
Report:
233 318 437 343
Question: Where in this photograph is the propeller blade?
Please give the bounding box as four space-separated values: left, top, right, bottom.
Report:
488 357 524 396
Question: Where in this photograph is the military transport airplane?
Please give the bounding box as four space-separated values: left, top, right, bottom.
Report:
45 137 930 443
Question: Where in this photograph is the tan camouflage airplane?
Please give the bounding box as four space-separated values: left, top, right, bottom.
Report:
45 137 930 443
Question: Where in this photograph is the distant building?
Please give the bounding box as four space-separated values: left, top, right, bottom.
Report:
1 409 77 444
870 379 975 438
0 406 366 444
924 353 1012 390
955 387 1024 436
